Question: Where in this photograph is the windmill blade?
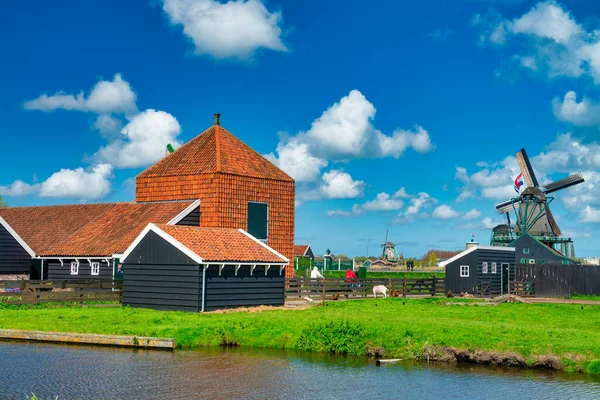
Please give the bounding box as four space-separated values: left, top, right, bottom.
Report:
543 173 585 194
496 200 520 214
545 206 562 237
516 148 539 187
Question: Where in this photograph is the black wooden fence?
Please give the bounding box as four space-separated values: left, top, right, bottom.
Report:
0 279 122 304
285 277 445 299
515 264 600 298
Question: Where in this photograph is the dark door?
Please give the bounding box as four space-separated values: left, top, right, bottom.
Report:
501 263 509 294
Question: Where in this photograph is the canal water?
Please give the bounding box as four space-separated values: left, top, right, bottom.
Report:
1 342 600 399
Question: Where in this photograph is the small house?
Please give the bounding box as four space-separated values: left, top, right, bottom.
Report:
294 244 314 261
441 245 515 296
121 223 288 312
510 233 577 265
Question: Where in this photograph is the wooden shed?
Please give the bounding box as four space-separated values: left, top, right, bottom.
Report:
441 245 515 296
121 223 288 312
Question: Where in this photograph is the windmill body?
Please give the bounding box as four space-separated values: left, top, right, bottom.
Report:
490 149 584 259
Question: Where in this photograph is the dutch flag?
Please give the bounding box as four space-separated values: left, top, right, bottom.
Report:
514 173 524 193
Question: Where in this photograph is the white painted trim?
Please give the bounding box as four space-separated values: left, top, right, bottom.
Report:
38 256 115 260
439 245 515 267
167 199 201 225
460 265 470 278
237 229 289 263
304 245 311 257
218 263 225 276
0 216 35 257
265 265 271 275
121 224 204 264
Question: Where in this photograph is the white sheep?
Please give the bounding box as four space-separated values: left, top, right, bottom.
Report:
372 285 388 298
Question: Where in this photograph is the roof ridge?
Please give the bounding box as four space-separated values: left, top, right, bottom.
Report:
0 202 126 210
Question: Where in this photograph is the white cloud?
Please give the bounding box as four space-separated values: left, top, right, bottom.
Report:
432 204 461 219
162 0 287 60
93 114 123 138
326 204 362 217
393 187 410 199
267 90 434 182
482 217 503 229
474 1 600 82
579 206 600 223
265 138 327 183
553 91 600 126
464 209 482 220
39 164 113 199
24 74 137 115
362 193 404 212
455 157 522 202
320 170 365 199
393 192 437 224
0 180 39 197
95 109 182 168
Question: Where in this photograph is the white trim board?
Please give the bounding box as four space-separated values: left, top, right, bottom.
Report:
167 199 201 225
439 245 515 267
121 223 204 264
0 216 35 257
238 229 289 263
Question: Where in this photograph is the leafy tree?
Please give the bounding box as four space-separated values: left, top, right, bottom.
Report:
427 251 438 267
354 256 367 263
0 195 6 207
399 253 405 266
337 253 349 260
296 257 312 276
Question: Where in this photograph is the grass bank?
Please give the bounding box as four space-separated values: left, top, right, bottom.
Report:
1 298 599 374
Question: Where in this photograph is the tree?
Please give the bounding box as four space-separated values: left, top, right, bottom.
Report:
336 253 349 261
0 195 6 207
399 252 405 266
427 251 438 267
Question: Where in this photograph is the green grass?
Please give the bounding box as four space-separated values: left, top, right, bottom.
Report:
1 298 600 373
323 271 445 279
571 294 600 302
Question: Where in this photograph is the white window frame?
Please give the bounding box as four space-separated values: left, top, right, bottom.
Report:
523 247 530 254
529 259 536 264
70 261 79 275
460 265 469 277
482 262 488 274
491 262 497 274
91 262 100 276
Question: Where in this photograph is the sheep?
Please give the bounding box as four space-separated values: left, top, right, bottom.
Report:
391 291 401 298
373 285 388 298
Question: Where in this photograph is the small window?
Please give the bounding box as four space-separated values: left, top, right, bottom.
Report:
482 262 488 274
70 262 79 275
528 259 536 264
523 248 530 254
247 202 268 241
460 265 469 277
562 260 569 265
91 262 100 276
520 258 526 264
491 262 497 274
541 260 547 265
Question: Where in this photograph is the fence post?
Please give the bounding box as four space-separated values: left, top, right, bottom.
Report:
20 279 26 292
432 275 436 297
403 276 407 298
322 277 326 306
389 277 392 293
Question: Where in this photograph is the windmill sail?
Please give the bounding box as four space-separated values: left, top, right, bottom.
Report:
543 173 585 195
516 148 539 187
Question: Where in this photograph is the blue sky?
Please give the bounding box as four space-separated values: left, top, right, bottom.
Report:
1 0 600 258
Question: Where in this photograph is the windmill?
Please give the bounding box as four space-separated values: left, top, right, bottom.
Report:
491 148 584 257
380 229 398 262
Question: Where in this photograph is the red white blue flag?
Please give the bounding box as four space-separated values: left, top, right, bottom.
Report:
514 172 524 193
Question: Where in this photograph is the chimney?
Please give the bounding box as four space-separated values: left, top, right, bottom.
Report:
466 238 479 250
214 113 221 126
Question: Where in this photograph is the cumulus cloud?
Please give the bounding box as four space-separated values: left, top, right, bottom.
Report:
579 206 600 223
38 164 113 199
553 91 600 126
162 0 287 60
94 109 182 169
432 204 461 219
464 209 482 220
326 204 362 217
93 114 123 138
455 157 522 202
392 187 410 199
482 217 503 229
362 193 404 212
320 170 365 199
267 90 434 182
24 74 137 115
393 192 437 224
0 181 39 197
473 1 600 82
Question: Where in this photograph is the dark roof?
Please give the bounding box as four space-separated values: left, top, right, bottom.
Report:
0 201 196 257
137 125 293 182
152 224 288 263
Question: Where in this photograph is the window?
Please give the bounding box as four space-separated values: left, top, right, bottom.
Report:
460 265 469 277
91 262 100 276
247 202 268 240
70 261 78 275
528 259 536 264
523 247 530 254
490 262 497 273
482 262 488 274
562 260 569 265
541 260 547 265
520 258 526 264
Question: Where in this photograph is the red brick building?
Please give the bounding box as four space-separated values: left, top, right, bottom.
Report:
136 115 295 277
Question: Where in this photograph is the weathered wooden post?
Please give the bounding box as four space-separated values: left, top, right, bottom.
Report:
389 277 392 293
403 276 407 298
322 277 326 306
432 275 436 297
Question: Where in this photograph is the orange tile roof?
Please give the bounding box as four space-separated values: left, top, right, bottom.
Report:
137 125 293 182
0 203 115 254
294 245 309 257
43 201 195 257
155 224 287 263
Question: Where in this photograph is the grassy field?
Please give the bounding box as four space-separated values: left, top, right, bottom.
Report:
1 298 599 373
322 271 445 279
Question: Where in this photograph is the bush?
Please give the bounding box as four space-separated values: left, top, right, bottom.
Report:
296 320 366 355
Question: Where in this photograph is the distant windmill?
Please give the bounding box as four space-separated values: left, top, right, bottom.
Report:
380 229 398 262
491 148 584 257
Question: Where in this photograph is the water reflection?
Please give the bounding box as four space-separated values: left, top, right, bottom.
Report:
0 342 599 400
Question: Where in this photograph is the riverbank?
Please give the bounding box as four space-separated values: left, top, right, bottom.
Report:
1 298 599 374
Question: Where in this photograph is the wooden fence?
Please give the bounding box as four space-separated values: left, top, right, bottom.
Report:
515 264 600 298
285 277 445 299
0 279 122 305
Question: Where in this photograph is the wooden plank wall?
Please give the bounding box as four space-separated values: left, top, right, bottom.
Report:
0 224 32 275
515 264 600 297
